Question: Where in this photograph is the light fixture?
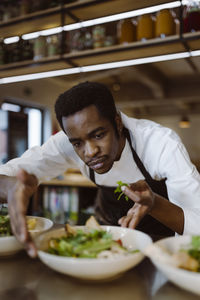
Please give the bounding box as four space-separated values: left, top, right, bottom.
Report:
0 51 198 84
179 116 191 128
4 1 183 43
4 36 20 44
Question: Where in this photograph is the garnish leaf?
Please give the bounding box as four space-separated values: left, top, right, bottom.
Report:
114 181 129 201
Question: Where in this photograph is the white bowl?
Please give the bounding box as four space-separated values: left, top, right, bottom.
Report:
35 226 152 281
0 216 53 256
145 235 200 296
27 216 53 238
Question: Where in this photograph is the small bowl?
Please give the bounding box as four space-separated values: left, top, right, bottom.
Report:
35 226 152 281
0 216 53 256
27 216 53 238
145 235 200 296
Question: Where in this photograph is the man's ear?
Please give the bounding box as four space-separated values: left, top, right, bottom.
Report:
115 113 123 135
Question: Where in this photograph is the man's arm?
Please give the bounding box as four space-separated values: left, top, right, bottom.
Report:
0 170 38 257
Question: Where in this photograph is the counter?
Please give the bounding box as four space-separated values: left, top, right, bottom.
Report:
0 250 199 300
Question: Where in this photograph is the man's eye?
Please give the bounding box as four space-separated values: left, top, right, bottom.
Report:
95 132 105 139
73 142 81 148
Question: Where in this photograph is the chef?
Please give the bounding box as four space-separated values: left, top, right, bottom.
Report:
0 81 200 257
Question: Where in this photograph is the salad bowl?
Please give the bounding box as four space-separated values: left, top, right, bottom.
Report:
0 215 53 256
145 235 200 296
35 225 152 281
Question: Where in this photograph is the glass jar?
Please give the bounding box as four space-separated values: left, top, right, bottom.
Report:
92 25 106 48
155 9 175 38
183 1 200 32
46 35 59 57
117 19 136 44
33 36 46 60
137 14 154 41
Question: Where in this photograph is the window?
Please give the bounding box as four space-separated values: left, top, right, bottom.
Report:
1 100 44 149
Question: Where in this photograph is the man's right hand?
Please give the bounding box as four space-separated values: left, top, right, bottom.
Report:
7 169 38 257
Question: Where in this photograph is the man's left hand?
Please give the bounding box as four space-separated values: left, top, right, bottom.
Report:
118 180 155 229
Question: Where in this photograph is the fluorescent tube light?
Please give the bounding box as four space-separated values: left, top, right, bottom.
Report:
64 1 181 30
40 27 63 36
0 51 196 85
4 36 20 44
190 50 200 57
22 32 40 40
0 67 81 84
17 1 182 41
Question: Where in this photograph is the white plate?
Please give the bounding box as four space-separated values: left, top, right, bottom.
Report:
0 216 53 256
35 226 152 281
145 235 200 296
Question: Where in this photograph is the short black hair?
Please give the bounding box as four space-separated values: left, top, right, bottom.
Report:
55 81 118 132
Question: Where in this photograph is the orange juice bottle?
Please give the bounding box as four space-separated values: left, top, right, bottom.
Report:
137 14 154 41
155 9 175 38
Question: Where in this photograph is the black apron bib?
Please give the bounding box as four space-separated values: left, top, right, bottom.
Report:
89 128 174 241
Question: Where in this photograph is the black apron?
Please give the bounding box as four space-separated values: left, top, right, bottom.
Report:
89 128 174 241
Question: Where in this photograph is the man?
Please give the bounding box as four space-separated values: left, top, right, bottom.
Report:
0 81 200 257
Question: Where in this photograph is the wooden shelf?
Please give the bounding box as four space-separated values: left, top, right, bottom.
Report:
0 55 73 77
0 0 171 38
1 33 200 78
64 35 186 66
0 1 199 79
40 173 96 188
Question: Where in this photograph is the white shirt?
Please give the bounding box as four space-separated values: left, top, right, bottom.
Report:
1 112 200 235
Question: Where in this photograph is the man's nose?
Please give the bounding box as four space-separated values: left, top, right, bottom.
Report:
85 141 99 157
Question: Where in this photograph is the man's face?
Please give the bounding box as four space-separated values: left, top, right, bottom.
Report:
62 105 122 174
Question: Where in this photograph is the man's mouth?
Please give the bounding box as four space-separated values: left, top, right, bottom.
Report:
87 157 107 170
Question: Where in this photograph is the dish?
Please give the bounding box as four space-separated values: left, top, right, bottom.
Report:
145 235 200 296
0 216 53 256
35 226 152 281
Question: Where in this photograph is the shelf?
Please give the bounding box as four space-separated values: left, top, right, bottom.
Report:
1 33 200 78
0 55 73 77
0 0 171 38
40 173 96 188
64 35 186 66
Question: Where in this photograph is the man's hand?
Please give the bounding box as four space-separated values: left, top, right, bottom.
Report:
118 180 155 229
7 169 38 257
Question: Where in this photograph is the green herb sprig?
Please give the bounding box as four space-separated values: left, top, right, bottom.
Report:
114 181 129 201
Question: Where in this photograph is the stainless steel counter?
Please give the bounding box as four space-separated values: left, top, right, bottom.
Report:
0 250 199 300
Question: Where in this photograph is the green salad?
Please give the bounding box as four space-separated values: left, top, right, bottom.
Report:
179 236 200 272
0 215 13 237
47 227 139 258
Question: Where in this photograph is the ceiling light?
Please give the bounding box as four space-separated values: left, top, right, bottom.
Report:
179 116 191 128
4 36 20 44
0 51 196 85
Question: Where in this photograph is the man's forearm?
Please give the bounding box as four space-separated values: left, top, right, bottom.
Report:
0 175 17 202
149 193 184 235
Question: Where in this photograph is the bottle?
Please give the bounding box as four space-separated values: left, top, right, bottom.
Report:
184 0 200 33
0 38 5 65
155 9 175 38
22 39 33 61
46 35 59 57
33 36 46 60
20 0 31 16
83 29 93 50
137 14 154 41
12 39 22 63
92 25 106 48
117 19 136 44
